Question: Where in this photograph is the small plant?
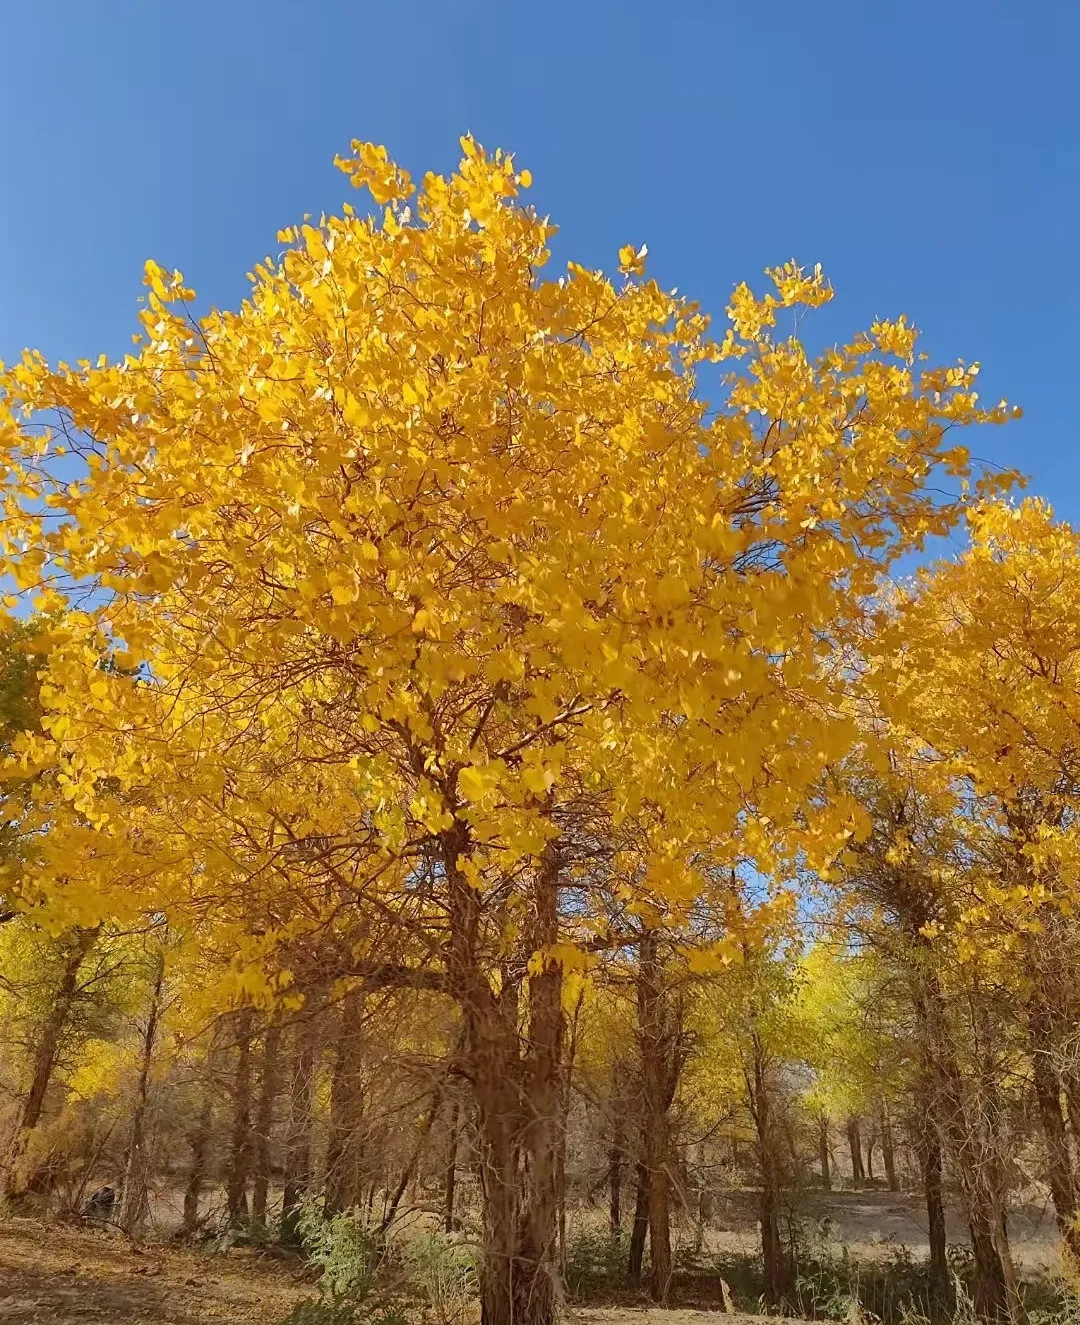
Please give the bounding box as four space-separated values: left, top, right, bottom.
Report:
400 1229 478 1325
563 1224 628 1297
280 1202 394 1325
295 1202 385 1304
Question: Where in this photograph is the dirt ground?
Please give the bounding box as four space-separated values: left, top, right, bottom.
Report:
0 1191 1066 1324
0 1218 308 1324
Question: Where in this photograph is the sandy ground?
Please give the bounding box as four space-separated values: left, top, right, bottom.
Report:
0 1218 308 1324
0 1191 1066 1324
701 1188 1062 1273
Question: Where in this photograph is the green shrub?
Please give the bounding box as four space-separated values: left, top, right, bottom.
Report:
399 1229 478 1325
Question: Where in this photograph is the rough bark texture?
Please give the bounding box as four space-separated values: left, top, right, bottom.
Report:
1028 995 1080 1263
280 1006 319 1245
920 1127 952 1321
627 1158 649 1281
323 992 366 1215
251 1017 282 1229
749 1032 788 1308
443 828 565 1325
226 1007 254 1227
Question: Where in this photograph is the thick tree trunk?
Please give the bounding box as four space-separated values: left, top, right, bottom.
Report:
251 1017 281 1230
2 927 97 1199
226 1007 254 1228
846 1117 865 1186
324 991 366 1215
920 1128 951 1321
119 948 165 1234
967 1199 1019 1325
628 1158 649 1280
751 1034 787 1308
818 1115 831 1190
280 1007 319 1244
445 832 565 1325
1029 999 1080 1262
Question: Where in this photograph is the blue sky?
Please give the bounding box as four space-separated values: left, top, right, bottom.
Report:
2 0 1076 531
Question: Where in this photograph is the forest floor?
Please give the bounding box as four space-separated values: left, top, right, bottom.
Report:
0 1217 307 1324
0 1192 1066 1324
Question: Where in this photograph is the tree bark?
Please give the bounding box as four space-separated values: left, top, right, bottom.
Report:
880 1100 898 1192
2 927 97 1199
750 1033 787 1308
628 1158 649 1280
1029 997 1080 1263
226 1006 254 1228
251 1016 282 1231
444 1101 460 1233
451 837 564 1325
818 1114 831 1190
846 1117 865 1186
324 991 366 1215
915 966 1019 1325
920 1127 951 1321
637 932 677 1305
608 1114 624 1234
182 1084 213 1236
119 947 165 1234
280 1005 319 1244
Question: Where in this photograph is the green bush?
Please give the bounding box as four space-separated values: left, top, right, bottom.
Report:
399 1229 478 1325
563 1224 629 1296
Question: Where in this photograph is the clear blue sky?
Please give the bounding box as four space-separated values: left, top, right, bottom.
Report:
2 1 1076 526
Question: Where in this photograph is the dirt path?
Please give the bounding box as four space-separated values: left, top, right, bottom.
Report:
0 1219 308 1324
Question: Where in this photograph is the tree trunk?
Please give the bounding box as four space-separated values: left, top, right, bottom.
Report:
251 1016 281 1231
182 1086 213 1236
608 1115 624 1234
280 1006 319 1244
818 1115 831 1190
637 931 678 1305
1029 999 1080 1262
324 991 366 1215
846 1117 865 1186
915 965 1019 1325
628 1158 649 1280
967 1199 1019 1325
920 1127 951 1321
444 1101 460 1233
751 1033 787 1308
880 1100 898 1192
2 927 97 1198
381 1087 443 1233
449 837 565 1325
119 947 165 1234
226 1006 254 1228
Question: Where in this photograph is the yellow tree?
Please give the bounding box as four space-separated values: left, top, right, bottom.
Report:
0 137 1012 1325
878 499 1080 1274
